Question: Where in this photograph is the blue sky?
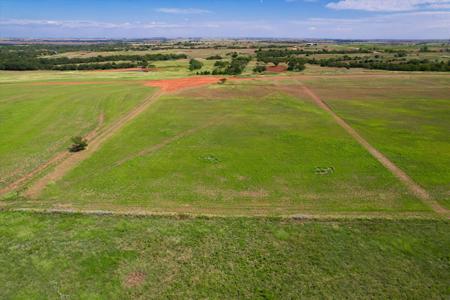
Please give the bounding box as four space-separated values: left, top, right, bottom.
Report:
1 0 449 39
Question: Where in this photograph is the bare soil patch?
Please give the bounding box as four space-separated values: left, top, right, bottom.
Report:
123 271 146 288
266 65 287 73
145 77 222 92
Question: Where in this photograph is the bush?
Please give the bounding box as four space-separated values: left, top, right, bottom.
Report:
69 136 88 152
253 64 266 73
218 78 227 84
287 57 306 71
189 59 203 71
206 55 222 60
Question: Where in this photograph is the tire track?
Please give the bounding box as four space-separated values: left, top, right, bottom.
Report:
0 112 105 196
301 85 449 217
24 91 162 198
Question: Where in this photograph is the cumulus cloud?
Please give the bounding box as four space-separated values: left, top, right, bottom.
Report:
326 0 450 11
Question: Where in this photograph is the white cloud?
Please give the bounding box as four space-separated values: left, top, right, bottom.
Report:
156 8 212 14
326 0 450 12
291 10 450 38
428 3 450 7
1 11 449 39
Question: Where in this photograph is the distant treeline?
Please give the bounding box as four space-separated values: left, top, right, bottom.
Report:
195 55 252 75
311 57 450 72
0 47 187 70
256 49 450 72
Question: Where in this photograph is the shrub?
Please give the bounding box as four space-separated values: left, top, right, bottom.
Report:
69 136 88 152
189 59 203 71
253 64 266 73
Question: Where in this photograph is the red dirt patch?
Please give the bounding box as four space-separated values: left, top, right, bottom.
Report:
123 271 146 288
145 77 222 92
266 65 287 73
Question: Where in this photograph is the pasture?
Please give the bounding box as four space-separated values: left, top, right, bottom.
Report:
0 211 448 299
32 80 428 215
306 76 450 209
0 65 449 299
0 81 154 192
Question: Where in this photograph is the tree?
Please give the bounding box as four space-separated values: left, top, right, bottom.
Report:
189 59 203 71
69 136 88 152
287 57 306 71
253 64 266 73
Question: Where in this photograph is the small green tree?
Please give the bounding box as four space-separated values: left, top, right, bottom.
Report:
287 57 306 71
69 136 88 152
253 64 266 73
189 59 203 71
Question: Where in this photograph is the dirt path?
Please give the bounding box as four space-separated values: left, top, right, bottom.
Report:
301 85 449 217
25 91 163 198
56 117 226 187
5 78 223 198
0 112 105 196
114 117 224 167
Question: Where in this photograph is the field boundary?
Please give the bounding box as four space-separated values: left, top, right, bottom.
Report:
301 84 449 218
1 207 442 220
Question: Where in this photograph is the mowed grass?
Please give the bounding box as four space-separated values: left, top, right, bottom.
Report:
306 76 450 209
0 212 448 299
0 81 154 190
36 83 427 214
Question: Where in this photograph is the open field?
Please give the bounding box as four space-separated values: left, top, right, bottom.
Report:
0 81 154 192
1 211 449 299
306 76 450 209
11 79 429 216
0 72 448 218
0 41 449 298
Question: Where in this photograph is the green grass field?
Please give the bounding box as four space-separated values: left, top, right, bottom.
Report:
1 212 448 299
29 82 428 215
0 69 449 298
306 76 450 209
0 81 154 190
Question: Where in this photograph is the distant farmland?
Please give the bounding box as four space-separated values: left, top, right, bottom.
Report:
0 40 449 298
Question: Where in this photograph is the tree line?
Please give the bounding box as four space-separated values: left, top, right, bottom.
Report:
0 48 187 70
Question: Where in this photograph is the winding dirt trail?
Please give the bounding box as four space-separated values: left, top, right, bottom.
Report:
0 112 105 196
301 85 449 217
25 91 163 198
3 77 224 198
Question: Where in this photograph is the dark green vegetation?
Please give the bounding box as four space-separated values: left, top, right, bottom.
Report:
0 44 187 70
0 212 448 299
69 136 88 153
188 58 203 71
2 40 449 72
37 83 426 214
316 56 450 72
307 76 450 209
256 45 450 72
